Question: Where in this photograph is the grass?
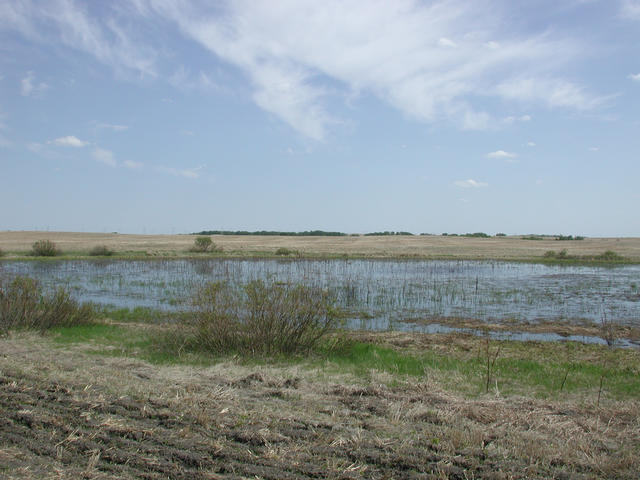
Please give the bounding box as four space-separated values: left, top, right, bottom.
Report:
46 320 640 401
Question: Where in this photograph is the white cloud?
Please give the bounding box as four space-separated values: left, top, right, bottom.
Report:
123 160 143 169
495 77 608 110
486 150 517 159
144 0 602 138
527 141 536 147
50 136 89 147
92 147 117 166
503 114 531 124
20 71 48 96
2 1 609 139
438 37 457 48
158 165 204 179
588 146 599 151
621 0 640 19
97 123 128 131
1 1 157 78
454 179 488 188
629 73 640 82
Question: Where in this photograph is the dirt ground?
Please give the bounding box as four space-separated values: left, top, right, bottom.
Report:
2 231 640 260
1 332 638 479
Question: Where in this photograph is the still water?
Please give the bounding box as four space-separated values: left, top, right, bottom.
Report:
2 259 639 331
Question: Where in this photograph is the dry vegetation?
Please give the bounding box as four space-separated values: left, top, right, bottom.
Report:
1 230 640 260
1 328 639 479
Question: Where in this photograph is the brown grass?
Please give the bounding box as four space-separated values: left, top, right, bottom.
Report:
1 331 638 479
2 230 640 260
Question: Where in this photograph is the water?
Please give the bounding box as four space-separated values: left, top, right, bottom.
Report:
2 259 639 333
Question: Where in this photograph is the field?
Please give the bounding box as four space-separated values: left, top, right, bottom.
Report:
2 231 640 478
2 325 639 479
2 230 640 261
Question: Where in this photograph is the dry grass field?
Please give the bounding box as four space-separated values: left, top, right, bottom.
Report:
2 329 639 479
2 231 640 260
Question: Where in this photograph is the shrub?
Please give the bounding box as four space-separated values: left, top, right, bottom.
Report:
275 247 294 256
187 280 338 355
189 236 221 253
596 250 623 261
543 250 557 258
495 233 506 237
31 239 60 257
89 245 114 256
0 276 95 335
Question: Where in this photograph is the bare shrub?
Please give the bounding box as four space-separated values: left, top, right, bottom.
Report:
0 276 95 335
188 280 337 355
31 239 60 257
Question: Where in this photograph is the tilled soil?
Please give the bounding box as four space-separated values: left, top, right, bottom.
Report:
1 335 638 479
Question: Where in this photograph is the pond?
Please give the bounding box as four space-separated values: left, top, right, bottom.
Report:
2 259 639 335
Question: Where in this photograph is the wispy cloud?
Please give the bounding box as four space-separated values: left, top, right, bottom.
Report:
144 0 604 138
2 1 612 139
49 135 89 147
629 73 640 82
158 165 204 179
503 114 531 124
527 141 536 147
454 179 488 188
97 123 128 131
20 71 48 97
486 150 517 159
1 1 157 78
588 146 599 151
621 0 640 19
92 147 117 167
123 160 143 169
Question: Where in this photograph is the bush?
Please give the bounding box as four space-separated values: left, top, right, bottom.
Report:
0 276 95 335
275 247 294 256
31 239 60 257
88 245 114 256
596 250 623 261
189 236 221 253
495 233 506 237
186 280 338 355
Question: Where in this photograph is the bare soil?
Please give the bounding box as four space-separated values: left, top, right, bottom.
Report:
2 231 640 260
1 333 638 479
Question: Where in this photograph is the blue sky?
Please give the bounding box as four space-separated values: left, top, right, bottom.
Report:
1 0 639 236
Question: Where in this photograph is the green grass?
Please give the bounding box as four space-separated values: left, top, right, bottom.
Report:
48 322 640 400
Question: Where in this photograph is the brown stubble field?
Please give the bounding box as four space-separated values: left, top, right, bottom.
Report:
2 231 640 260
2 330 639 479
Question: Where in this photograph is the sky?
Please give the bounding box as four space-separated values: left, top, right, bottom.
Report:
1 0 639 236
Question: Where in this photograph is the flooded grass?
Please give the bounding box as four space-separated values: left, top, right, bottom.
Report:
2 258 639 345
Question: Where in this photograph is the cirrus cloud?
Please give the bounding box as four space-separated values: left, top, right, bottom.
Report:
49 135 89 147
454 179 488 188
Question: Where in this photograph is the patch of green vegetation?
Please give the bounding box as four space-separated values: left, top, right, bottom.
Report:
462 232 491 238
541 249 628 264
556 235 585 241
48 320 640 400
88 245 114 256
